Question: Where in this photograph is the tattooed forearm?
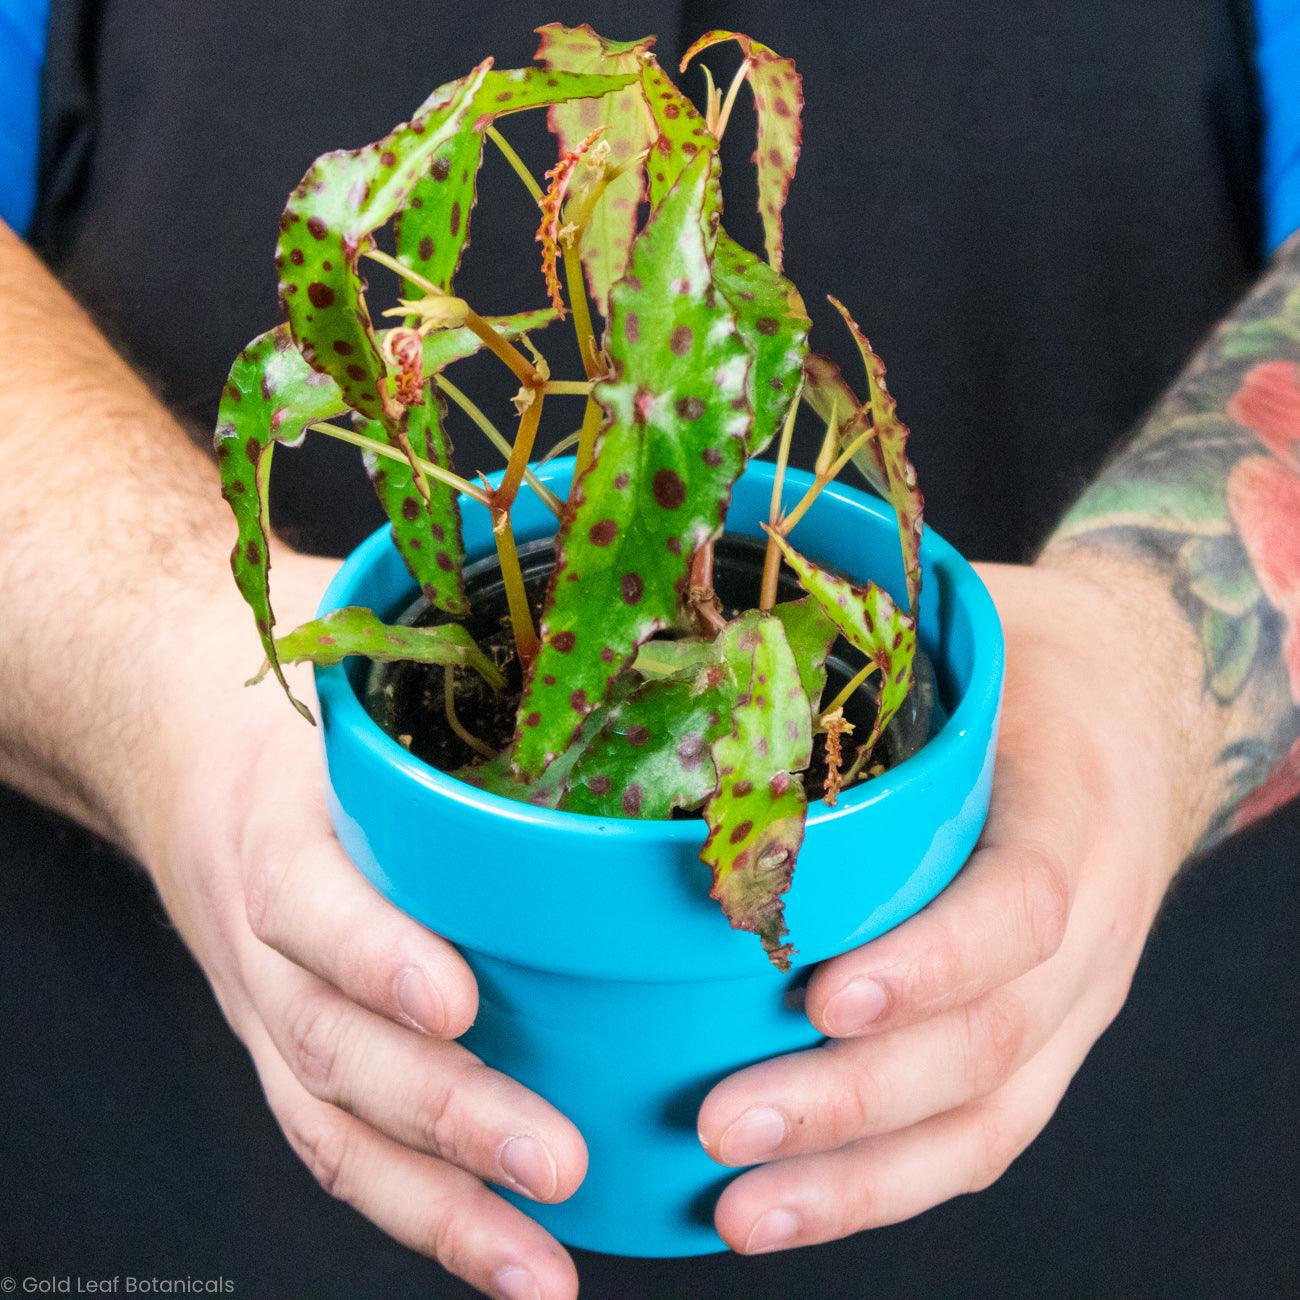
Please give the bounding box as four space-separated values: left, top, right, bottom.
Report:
1046 231 1300 848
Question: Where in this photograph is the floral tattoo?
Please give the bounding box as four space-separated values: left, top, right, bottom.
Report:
1051 231 1300 848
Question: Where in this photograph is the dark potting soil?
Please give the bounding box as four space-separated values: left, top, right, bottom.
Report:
364 534 939 808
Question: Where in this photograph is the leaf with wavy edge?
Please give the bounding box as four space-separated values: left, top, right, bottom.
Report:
713 231 809 456
254 607 502 693
215 309 556 714
640 56 719 212
277 64 490 425
802 352 879 491
701 611 812 971
511 152 751 778
680 31 803 271
561 670 733 817
396 66 639 304
770 596 838 703
828 296 924 612
767 530 917 758
535 24 658 316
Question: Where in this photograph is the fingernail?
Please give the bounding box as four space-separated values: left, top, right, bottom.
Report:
499 1135 558 1201
823 976 887 1035
744 1207 800 1254
395 966 446 1035
492 1264 541 1300
718 1106 788 1164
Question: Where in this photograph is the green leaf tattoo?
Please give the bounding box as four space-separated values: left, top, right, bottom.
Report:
510 151 751 777
701 611 813 971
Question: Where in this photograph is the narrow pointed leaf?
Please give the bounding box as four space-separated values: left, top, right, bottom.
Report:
511 151 752 777
768 530 917 757
681 32 803 270
701 611 813 971
829 296 925 611
214 310 554 714
640 56 718 210
802 352 880 491
277 63 489 424
535 24 658 315
260 607 502 689
713 230 810 455
395 67 639 302
562 671 733 817
215 326 349 721
359 387 467 615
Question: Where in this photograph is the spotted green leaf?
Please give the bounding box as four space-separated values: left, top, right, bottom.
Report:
215 310 556 714
276 63 489 424
680 31 803 270
535 25 659 316
395 66 640 302
802 351 879 491
829 297 925 613
701 611 813 971
713 230 810 455
255 607 502 693
511 151 751 777
770 596 838 704
562 670 733 817
640 56 718 211
768 530 917 759
358 388 467 615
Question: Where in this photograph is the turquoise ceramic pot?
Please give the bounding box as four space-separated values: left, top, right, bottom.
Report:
315 457 1004 1257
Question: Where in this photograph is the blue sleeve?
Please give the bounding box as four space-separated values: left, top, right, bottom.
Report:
1256 0 1300 252
0 0 49 235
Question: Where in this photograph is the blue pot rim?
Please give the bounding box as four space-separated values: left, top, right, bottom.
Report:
315 457 1003 847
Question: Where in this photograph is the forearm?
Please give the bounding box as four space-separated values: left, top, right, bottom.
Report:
0 223 319 859
1044 231 1300 848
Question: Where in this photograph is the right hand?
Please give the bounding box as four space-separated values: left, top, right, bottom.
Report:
139 553 586 1300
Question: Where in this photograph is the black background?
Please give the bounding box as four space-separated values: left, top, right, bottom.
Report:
4 0 1297 1295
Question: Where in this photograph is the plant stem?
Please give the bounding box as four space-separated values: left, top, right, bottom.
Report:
487 126 544 203
492 508 539 669
539 429 582 464
573 393 605 481
443 668 497 760
434 376 563 516
714 58 753 143
495 391 545 511
778 424 877 538
563 241 601 378
760 389 802 610
363 245 435 293
307 422 491 506
818 660 878 722
463 309 543 388
542 379 594 396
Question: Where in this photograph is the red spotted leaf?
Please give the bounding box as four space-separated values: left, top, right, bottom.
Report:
640 56 719 212
510 151 751 778
562 669 733 817
828 296 924 612
680 31 803 270
802 352 877 489
535 24 658 315
215 310 555 713
768 530 917 759
255 606 502 691
701 611 814 970
713 230 809 455
277 63 490 425
396 66 639 304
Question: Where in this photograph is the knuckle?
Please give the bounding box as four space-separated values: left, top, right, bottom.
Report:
422 1196 478 1274
1018 845 1071 966
285 990 349 1098
912 925 965 1010
828 1046 881 1141
242 852 284 947
411 1073 475 1165
283 1106 355 1202
962 994 1027 1097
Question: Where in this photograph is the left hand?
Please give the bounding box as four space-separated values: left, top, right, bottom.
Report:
697 558 1220 1255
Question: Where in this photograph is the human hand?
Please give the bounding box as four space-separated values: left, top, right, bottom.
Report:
139 553 586 1300
697 558 1220 1255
